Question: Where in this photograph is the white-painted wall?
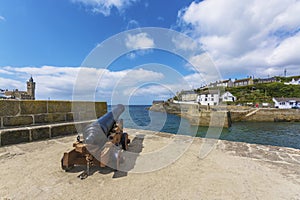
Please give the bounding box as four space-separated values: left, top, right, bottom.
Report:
284 78 300 85
197 94 219 105
220 91 236 102
273 98 300 109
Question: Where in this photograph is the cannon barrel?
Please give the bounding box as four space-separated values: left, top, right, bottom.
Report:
96 104 125 136
61 104 125 172
83 104 125 154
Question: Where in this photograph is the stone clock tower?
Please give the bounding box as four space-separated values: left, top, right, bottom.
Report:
27 76 36 100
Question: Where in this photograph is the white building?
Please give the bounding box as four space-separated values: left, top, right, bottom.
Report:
284 78 300 85
217 79 234 87
207 79 234 88
178 90 198 102
255 77 277 84
197 90 220 106
233 77 254 87
0 89 10 99
220 91 236 102
272 98 300 109
0 90 6 99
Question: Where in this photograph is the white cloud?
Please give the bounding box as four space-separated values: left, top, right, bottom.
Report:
0 68 13 74
126 19 140 30
125 32 155 50
184 73 208 88
71 0 137 16
4 66 80 76
172 34 199 51
185 53 222 83
0 66 165 101
178 0 300 77
1 65 222 103
0 77 23 90
132 85 170 96
119 68 163 86
128 84 178 102
0 16 5 22
188 54 214 70
126 82 190 100
254 65 299 77
267 32 300 66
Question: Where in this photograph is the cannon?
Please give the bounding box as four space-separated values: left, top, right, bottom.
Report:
61 104 130 179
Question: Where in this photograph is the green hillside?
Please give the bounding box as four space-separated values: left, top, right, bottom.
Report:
227 82 300 104
273 75 300 83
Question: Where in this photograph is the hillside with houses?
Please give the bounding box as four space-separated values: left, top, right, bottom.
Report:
172 76 300 109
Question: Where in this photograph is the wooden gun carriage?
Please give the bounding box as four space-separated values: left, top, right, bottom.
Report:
61 104 129 179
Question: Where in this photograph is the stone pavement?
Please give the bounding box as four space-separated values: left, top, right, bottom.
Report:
0 128 299 199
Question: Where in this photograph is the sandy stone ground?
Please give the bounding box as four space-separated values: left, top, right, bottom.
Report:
0 128 300 200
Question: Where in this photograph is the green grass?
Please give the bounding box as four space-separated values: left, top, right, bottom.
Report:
226 82 300 104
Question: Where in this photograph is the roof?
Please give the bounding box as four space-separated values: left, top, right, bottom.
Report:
234 78 252 83
255 77 277 83
4 91 13 95
221 79 232 83
273 98 300 102
220 91 234 96
200 90 220 95
5 91 27 96
257 77 276 81
152 100 164 104
180 90 196 95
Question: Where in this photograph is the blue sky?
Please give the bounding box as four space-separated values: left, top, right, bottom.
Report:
1 0 300 104
0 0 190 67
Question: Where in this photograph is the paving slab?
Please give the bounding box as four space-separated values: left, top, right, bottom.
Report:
0 128 299 199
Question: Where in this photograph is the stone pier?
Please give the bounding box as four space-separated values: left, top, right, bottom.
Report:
150 102 232 127
0 129 299 199
149 102 300 125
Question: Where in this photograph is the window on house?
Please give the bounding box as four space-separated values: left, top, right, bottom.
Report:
205 98 207 101
212 98 214 101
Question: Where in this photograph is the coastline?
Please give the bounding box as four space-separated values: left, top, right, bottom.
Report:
0 128 299 199
149 102 300 127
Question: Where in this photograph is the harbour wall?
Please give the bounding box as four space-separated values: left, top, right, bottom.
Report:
0 100 107 146
236 108 300 122
0 100 107 128
149 102 300 127
150 102 232 127
184 110 232 128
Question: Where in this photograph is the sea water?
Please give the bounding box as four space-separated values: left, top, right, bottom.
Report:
109 105 300 149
